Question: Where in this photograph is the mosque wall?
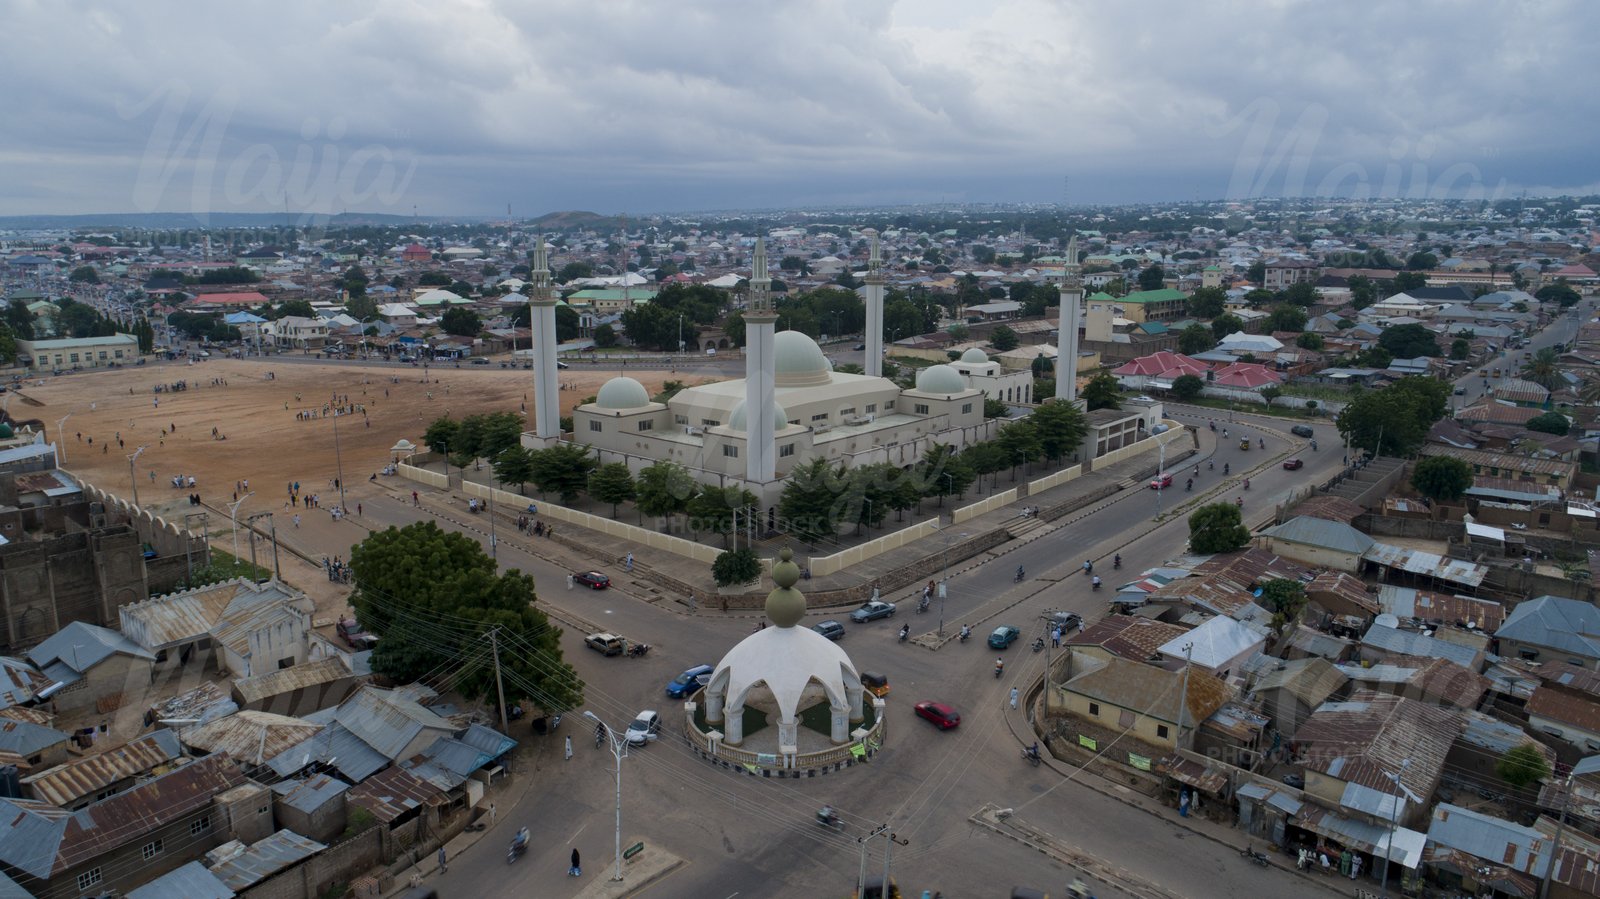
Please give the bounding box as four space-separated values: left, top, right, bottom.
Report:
805 517 942 578
951 488 1021 524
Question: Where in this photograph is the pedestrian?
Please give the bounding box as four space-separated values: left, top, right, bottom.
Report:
1009 686 1019 710
412 490 419 506
565 736 573 760
437 846 447 874
489 802 496 824
1078 618 1085 634
357 502 362 516
569 848 580 877
293 514 300 528
567 574 574 590
625 551 633 571
1051 628 1061 648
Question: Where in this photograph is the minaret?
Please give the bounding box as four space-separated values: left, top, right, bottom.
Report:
530 235 561 442
863 229 885 377
743 238 778 482
1056 233 1083 403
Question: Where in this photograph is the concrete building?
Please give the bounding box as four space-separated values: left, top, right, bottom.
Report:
262 316 327 350
27 621 156 716
1494 595 1600 669
949 348 1035 405
14 334 138 373
1256 516 1376 573
20 729 184 810
270 773 350 844
1053 652 1232 751
0 520 149 653
1263 258 1320 290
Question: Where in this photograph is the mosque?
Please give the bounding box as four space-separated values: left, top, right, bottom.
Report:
523 231 1160 508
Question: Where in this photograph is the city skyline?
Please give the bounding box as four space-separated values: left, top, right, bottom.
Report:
3 0 1597 218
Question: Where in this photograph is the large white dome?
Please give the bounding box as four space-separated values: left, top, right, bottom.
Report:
595 376 650 409
709 626 861 723
773 331 832 387
729 398 789 432
916 364 967 394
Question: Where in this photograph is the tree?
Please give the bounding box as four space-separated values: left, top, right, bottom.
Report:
983 398 1009 419
688 485 758 547
635 461 698 526
4 300 34 340
1178 324 1215 355
1525 412 1571 436
1348 275 1377 310
69 265 100 283
1536 280 1581 308
1392 271 1427 292
946 323 970 343
779 255 807 274
1520 347 1562 390
1378 323 1440 358
883 299 925 341
917 443 975 502
1171 373 1205 401
1259 385 1283 407
340 265 370 298
1137 264 1165 291
345 292 379 323
492 446 536 494
590 322 617 348
1186 287 1227 319
418 271 451 286
1337 377 1449 456
558 261 593 282
349 522 580 712
423 416 459 456
441 307 482 338
1268 304 1308 332
1245 260 1265 285
779 458 842 543
1410 455 1473 502
1296 332 1324 350
1496 743 1552 790
587 462 637 518
555 305 580 341
1211 313 1245 341
1259 579 1309 628
1449 337 1471 360
990 325 1020 352
1405 251 1439 271
528 442 597 503
1355 346 1393 369
1243 288 1276 307
1282 282 1319 308
620 302 694 351
1081 372 1121 411
1188 502 1251 554
269 299 316 320
1029 399 1089 462
961 440 1009 489
132 318 155 354
712 548 761 587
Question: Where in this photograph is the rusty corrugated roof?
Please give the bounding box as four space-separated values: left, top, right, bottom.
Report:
20 730 183 807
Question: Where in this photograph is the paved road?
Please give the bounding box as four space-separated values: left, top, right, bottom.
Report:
1449 300 1591 407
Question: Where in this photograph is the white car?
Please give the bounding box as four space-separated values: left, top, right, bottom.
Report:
624 710 661 746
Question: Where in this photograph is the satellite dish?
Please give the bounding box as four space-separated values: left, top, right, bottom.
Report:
1375 613 1400 629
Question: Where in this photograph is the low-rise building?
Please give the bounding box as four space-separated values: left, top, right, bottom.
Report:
26 621 156 716
20 730 183 809
14 334 139 372
1257 516 1376 573
1052 652 1232 752
1495 595 1600 669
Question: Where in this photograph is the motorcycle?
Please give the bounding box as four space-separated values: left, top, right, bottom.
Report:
1310 439 1318 451
1240 845 1270 868
994 661 1004 679
1185 479 1193 492
1021 746 1041 767
1031 636 1045 653
627 643 651 658
917 597 930 614
898 624 910 643
1014 567 1025 583
507 832 529 865
1235 497 1244 508
958 626 972 643
1090 576 1101 590
816 807 843 830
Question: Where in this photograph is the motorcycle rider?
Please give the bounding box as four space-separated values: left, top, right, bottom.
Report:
1082 560 1093 575
1113 553 1122 569
995 658 1005 676
1015 564 1025 581
513 826 529 851
898 623 910 641
1224 463 1230 475
1090 575 1102 589
959 624 972 641
1027 741 1040 761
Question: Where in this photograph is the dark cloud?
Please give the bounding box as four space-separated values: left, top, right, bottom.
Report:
0 0 1593 216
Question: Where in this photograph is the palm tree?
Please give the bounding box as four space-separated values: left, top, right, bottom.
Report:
1579 378 1600 406
1520 347 1562 391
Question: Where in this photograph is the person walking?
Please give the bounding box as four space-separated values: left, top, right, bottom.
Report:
437 846 447 874
1051 627 1061 648
569 848 581 877
567 574 574 590
292 514 300 528
1009 686 1019 709
625 552 633 571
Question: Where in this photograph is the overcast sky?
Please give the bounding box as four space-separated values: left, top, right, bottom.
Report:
4 0 1596 219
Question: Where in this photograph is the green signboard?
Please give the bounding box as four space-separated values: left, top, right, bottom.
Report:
1128 753 1151 771
623 842 644 860
1077 734 1097 750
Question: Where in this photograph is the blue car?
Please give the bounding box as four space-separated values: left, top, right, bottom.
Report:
988 625 1021 649
665 664 713 700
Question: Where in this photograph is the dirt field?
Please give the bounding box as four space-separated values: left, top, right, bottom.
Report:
21 358 686 519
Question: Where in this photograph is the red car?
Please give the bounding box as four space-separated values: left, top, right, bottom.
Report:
914 701 961 730
574 571 611 589
1148 472 1173 490
1282 459 1304 471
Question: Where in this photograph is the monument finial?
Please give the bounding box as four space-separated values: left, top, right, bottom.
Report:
764 547 805 627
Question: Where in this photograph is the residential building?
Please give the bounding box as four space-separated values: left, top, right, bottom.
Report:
0 717 70 771
1052 652 1232 751
20 730 183 809
26 622 156 716
1495 595 1600 669
1263 259 1319 290
270 774 350 844
1419 445 1576 492
262 316 327 350
1154 615 1264 681
206 828 327 893
1249 657 1347 737
1257 516 1376 573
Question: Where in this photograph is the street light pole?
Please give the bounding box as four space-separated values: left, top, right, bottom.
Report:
226 492 253 563
127 446 147 506
582 711 627 882
332 412 347 512
55 414 71 464
1381 759 1415 896
937 526 968 638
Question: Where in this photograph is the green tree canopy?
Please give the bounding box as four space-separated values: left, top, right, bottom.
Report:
1525 411 1571 436
529 442 597 503
1186 287 1227 319
917 443 976 503
1178 323 1215 355
635 461 698 523
1520 347 1562 390
492 446 536 494
779 458 843 543
1377 323 1440 358
1211 313 1245 340
712 548 761 587
1188 502 1251 554
349 521 579 712
1496 743 1552 790
1259 385 1283 407
1296 332 1324 350
1268 304 1308 332
1029 398 1090 462
1081 371 1121 411
69 265 100 283
1137 264 1165 291
1405 251 1439 271
1391 271 1427 292
1536 280 1581 308
1171 373 1205 401
1337 377 1450 456
1410 455 1473 502
688 485 759 547
1282 282 1319 308
1259 578 1309 627
441 307 482 337
990 325 1020 352
587 462 637 518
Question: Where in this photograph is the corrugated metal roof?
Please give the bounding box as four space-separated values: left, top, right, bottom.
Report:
1378 585 1505 631
458 723 515 759
270 773 350 814
308 722 388 783
1361 622 1481 669
346 766 442 823
335 686 453 761
1296 691 1462 812
0 868 34 899
0 657 47 710
25 621 154 675
1156 615 1264 670
150 681 238 727
180 711 322 767
119 582 241 650
0 719 68 758
1427 803 1548 875
1262 516 1376 555
20 730 182 807
126 860 235 899
208 830 326 890
233 657 356 704
209 599 309 659
1496 595 1600 662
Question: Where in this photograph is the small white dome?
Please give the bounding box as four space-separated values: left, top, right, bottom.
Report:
960 348 990 363
916 364 967 394
729 398 789 432
595 376 650 409
773 331 832 387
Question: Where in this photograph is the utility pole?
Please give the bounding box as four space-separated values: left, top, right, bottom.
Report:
1541 769 1575 899
1179 642 1193 747
881 829 907 895
489 628 510 735
332 412 348 512
856 824 887 895
182 511 208 585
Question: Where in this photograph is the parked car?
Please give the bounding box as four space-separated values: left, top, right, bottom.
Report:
574 571 611 589
585 633 626 656
1282 458 1304 471
1149 472 1173 490
470 357 490 365
812 620 846 641
556 361 570 369
1047 611 1082 632
1289 424 1315 438
665 664 714 699
853 343 866 351
849 600 897 623
625 710 661 746
913 701 961 730
337 617 378 649
988 625 1021 649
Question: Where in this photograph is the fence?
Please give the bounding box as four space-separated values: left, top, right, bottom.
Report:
951 488 1020 524
1088 421 1189 471
460 480 722 565
806 518 942 577
683 698 887 777
1027 463 1084 495
396 457 449 489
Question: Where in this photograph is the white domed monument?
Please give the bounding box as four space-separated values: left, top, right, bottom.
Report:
689 548 885 773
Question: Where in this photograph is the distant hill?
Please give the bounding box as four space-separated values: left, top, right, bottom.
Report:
0 211 478 230
529 210 615 229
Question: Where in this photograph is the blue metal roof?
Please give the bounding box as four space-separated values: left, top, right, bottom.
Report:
209 830 326 890
126 861 234 899
270 774 350 814
26 621 154 675
1495 595 1600 662
459 723 515 759
315 723 389 783
0 719 69 757
0 868 33 899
